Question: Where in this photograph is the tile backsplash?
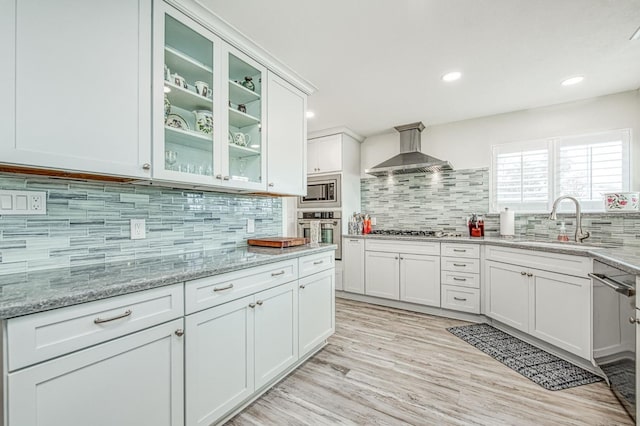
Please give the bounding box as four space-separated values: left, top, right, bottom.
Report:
0 174 281 274
361 167 640 248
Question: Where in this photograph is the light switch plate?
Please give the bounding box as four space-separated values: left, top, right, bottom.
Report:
130 219 146 239
247 218 255 233
0 190 47 215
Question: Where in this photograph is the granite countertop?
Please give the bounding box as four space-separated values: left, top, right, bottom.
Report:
344 234 640 275
0 244 337 320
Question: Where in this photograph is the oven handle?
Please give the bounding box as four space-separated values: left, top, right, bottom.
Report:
588 273 635 297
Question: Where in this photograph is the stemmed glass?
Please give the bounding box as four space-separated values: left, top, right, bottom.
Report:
165 150 178 171
238 158 247 177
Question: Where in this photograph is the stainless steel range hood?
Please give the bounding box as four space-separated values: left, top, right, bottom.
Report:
365 122 453 177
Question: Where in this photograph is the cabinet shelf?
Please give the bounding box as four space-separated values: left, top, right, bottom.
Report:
165 45 213 84
165 82 212 110
229 80 260 105
229 143 260 157
229 108 260 128
165 126 212 151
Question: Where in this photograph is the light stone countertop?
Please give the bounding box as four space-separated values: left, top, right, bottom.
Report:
343 234 640 275
0 244 337 320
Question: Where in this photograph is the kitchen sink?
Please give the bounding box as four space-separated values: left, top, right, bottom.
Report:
516 241 604 251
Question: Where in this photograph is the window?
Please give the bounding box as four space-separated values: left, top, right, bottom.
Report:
490 129 631 213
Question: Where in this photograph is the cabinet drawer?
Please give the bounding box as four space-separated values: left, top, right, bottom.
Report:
185 259 297 314
298 250 335 278
441 271 480 289
365 239 440 256
441 285 480 314
441 243 480 259
7 284 184 371
484 245 591 277
441 257 480 273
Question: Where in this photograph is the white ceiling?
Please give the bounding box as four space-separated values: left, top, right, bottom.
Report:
201 0 640 137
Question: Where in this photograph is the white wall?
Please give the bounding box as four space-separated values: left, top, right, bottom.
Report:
361 90 640 186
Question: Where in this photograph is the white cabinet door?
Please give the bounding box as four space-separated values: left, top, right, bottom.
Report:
400 254 441 307
254 282 298 389
365 251 400 300
266 72 307 195
8 319 184 426
529 269 591 358
308 135 342 174
0 0 14 154
4 0 152 178
485 260 529 332
343 238 365 294
299 269 335 356
185 296 254 426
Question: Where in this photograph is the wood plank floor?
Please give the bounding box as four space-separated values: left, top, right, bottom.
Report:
227 298 633 425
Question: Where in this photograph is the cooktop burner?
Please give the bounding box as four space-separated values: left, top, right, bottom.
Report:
369 229 463 238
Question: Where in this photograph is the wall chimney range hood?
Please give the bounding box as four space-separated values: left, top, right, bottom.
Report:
365 122 453 177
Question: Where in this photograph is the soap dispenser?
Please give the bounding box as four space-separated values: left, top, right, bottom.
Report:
557 222 570 242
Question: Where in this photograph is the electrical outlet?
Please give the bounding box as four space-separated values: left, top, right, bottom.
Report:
247 218 255 233
0 190 46 215
130 219 146 240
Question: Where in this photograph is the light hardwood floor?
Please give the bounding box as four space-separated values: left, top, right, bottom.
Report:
227 298 633 425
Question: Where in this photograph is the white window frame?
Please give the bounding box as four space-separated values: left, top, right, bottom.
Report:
489 129 632 213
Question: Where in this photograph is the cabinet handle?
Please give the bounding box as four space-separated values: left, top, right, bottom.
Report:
453 249 467 252
249 303 256 308
268 182 274 187
629 317 640 324
94 309 132 324
300 284 306 289
453 277 467 282
400 257 404 260
453 297 467 301
213 283 234 292
142 163 151 171
215 174 223 180
223 176 230 181
256 300 264 306
313 260 324 265
527 273 533 277
175 329 184 337
521 271 527 275
271 270 285 277
350 239 360 242
453 263 467 267
395 256 399 260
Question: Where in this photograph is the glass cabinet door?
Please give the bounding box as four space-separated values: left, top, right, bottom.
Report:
153 4 219 183
224 48 266 189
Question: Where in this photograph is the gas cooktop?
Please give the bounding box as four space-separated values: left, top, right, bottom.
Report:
369 229 463 238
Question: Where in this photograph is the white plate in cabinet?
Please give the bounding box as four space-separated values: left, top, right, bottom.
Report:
299 268 335 356
441 243 480 259
8 318 184 426
365 239 440 256
298 251 335 278
185 259 297 314
441 285 480 314
7 284 184 371
441 257 480 274
441 271 480 289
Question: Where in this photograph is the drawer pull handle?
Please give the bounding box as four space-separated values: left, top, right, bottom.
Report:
453 249 467 252
313 260 324 265
300 284 306 289
249 303 256 308
271 270 285 277
521 271 527 275
453 297 467 301
350 239 360 242
175 329 184 337
453 277 467 282
527 273 533 277
453 263 467 267
94 309 132 324
256 300 264 306
213 283 234 292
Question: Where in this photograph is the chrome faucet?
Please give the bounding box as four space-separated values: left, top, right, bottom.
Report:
548 196 590 243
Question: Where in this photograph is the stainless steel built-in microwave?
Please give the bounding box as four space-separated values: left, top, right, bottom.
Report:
297 174 341 209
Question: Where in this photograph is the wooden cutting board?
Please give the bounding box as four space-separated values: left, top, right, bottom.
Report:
247 237 309 248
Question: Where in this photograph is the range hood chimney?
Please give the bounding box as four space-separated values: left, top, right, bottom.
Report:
365 122 453 177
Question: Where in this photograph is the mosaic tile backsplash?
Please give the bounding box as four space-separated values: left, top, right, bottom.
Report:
361 167 640 248
0 174 281 274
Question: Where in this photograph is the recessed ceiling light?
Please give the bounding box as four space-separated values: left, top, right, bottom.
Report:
561 76 584 86
441 71 462 82
306 111 315 118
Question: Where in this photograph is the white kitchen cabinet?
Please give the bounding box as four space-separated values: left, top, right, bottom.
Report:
485 260 530 332
365 251 400 299
307 134 342 174
266 72 307 195
342 237 365 294
440 242 480 313
400 254 441 306
299 269 335 355
1 0 152 179
8 318 184 426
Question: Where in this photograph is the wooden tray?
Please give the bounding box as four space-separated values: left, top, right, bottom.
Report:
247 237 309 248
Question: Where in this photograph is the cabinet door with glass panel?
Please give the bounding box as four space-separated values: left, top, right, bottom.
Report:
153 1 221 185
219 46 267 191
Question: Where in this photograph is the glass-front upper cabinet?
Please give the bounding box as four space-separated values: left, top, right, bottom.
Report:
152 2 221 185
220 47 267 190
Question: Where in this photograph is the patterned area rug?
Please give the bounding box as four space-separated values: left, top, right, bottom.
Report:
447 323 603 391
